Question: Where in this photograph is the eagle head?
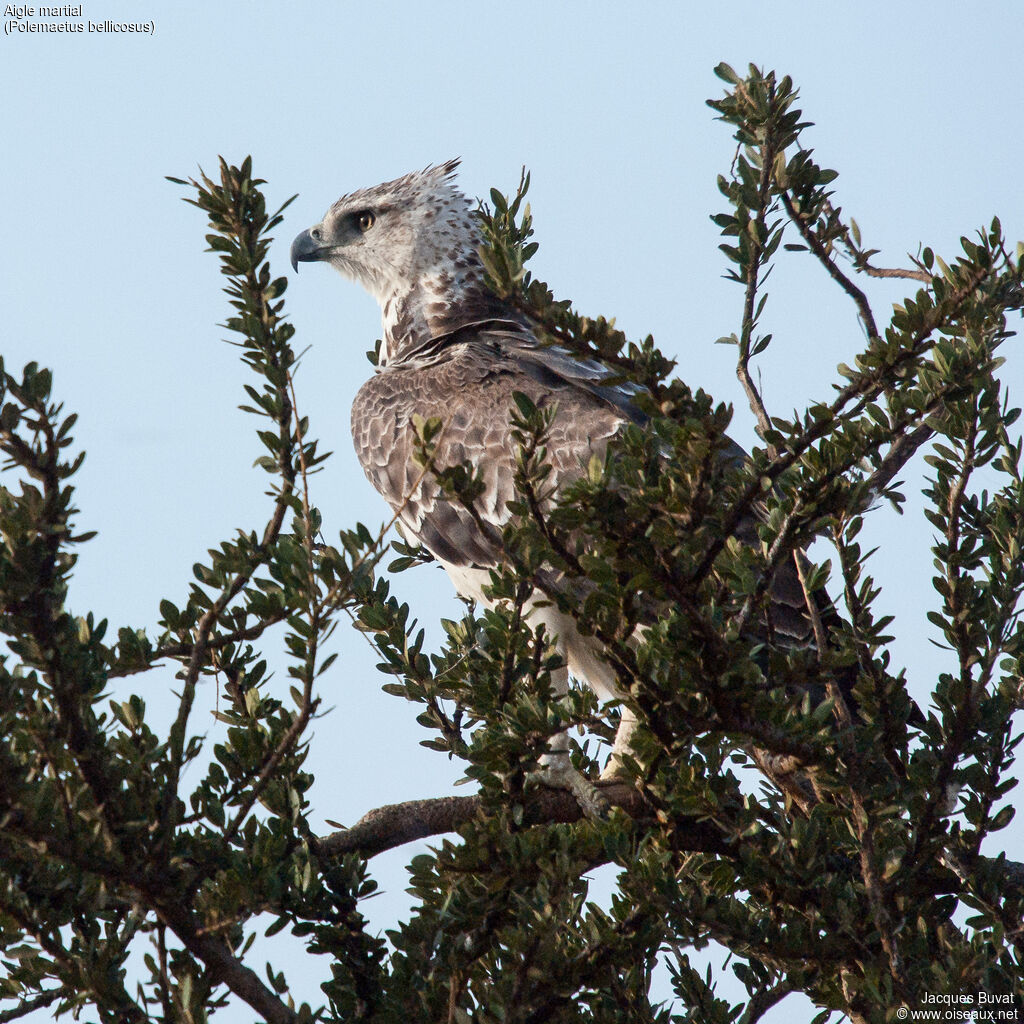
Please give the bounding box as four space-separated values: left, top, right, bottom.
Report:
290 158 480 305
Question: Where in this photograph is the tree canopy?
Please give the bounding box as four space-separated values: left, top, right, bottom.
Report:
0 65 1022 1024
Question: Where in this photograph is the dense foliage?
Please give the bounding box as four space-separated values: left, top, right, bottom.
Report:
0 66 1021 1023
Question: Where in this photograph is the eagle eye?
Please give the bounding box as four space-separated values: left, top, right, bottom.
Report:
356 210 376 233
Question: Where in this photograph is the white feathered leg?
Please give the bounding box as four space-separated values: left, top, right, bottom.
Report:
601 704 639 781
536 661 611 819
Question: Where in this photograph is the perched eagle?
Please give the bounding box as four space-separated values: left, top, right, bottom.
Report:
291 160 825 813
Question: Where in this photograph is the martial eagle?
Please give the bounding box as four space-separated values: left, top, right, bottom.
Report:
290 160 823 813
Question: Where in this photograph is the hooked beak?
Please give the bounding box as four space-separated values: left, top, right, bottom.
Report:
290 228 323 272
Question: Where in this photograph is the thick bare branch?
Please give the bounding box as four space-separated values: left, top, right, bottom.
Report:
314 786 733 860
154 900 298 1024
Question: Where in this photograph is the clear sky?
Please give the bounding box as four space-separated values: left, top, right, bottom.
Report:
3 1 1022 1019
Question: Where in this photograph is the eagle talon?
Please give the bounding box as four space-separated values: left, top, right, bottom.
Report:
536 762 611 821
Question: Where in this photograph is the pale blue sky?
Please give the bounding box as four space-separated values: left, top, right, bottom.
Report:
3 1 1022 1019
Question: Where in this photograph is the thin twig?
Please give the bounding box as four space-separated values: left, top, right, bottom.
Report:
857 263 931 283
823 200 932 284
736 93 779 447
0 896 147 1022
157 922 174 1023
218 372 321 852
781 191 879 339
792 552 828 656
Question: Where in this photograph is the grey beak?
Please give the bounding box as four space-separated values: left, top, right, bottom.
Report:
290 228 322 272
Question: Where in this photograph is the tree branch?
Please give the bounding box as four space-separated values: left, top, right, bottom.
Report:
856 262 931 283
314 785 733 861
738 977 795 1024
0 989 66 1023
781 191 880 339
153 899 298 1024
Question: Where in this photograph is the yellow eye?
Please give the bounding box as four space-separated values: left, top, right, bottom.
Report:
357 210 376 232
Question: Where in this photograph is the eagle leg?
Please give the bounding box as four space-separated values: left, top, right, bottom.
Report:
537 744 611 820
599 705 640 782
528 659 610 819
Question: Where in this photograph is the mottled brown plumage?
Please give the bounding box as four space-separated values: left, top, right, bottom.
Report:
351 326 631 571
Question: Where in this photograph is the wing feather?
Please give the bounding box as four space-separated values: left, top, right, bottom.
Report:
351 329 628 578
